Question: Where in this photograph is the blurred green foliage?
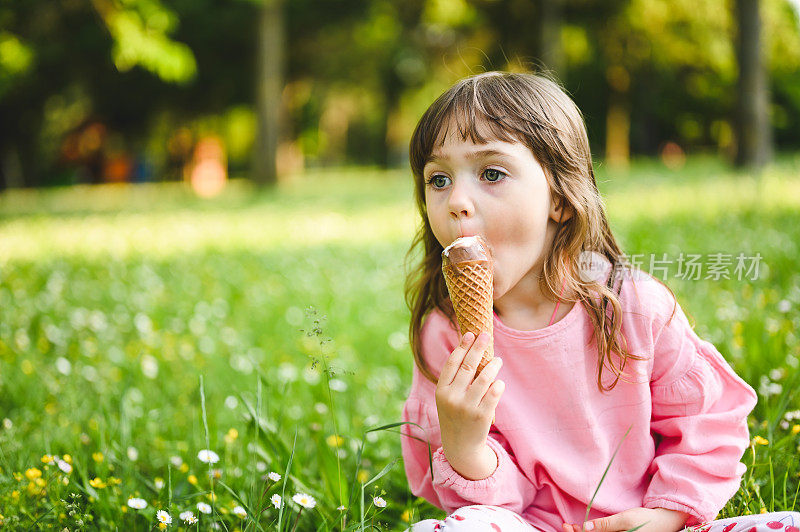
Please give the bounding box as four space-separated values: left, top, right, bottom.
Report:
0 0 799 187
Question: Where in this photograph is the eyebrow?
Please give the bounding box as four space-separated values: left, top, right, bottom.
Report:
427 148 513 164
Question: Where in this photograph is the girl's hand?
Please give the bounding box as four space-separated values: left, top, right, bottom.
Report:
435 331 505 480
562 507 691 532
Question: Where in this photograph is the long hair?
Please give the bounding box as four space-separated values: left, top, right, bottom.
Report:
404 71 677 392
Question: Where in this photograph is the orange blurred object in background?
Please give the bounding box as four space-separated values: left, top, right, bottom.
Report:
188 136 227 197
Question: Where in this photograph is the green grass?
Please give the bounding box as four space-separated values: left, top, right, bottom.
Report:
0 155 799 530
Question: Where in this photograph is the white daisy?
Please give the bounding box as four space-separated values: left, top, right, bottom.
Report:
197 449 220 464
57 459 72 474
292 493 316 509
127 446 139 461
169 455 183 468
373 496 386 508
156 509 172 524
271 494 282 509
233 505 247 518
197 502 212 514
268 472 281 482
127 497 147 509
179 511 198 524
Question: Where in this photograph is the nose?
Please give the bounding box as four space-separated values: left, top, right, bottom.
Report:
447 178 475 220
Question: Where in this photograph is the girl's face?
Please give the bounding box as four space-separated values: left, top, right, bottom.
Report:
423 127 564 304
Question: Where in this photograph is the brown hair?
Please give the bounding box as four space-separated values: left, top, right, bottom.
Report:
405 71 677 392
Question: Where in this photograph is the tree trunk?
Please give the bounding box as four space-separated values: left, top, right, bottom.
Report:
734 0 772 169
535 0 564 76
252 0 284 186
605 66 631 169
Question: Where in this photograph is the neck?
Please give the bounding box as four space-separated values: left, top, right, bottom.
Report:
493 267 554 317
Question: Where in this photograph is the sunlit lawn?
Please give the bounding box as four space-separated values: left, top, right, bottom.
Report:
1 154 799 530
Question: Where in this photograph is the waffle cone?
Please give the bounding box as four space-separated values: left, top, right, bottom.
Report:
442 238 494 374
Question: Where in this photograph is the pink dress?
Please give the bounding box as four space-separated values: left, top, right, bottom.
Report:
401 267 758 531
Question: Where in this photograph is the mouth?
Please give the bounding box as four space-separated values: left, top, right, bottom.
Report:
444 234 496 261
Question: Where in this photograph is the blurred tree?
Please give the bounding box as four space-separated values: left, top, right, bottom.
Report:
0 0 198 189
478 0 563 75
252 0 284 186
734 0 773 169
1 0 799 188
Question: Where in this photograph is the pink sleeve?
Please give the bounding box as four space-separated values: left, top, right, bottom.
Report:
642 294 757 526
400 310 537 515
401 396 538 515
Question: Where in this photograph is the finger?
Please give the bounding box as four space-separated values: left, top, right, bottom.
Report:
465 356 502 404
437 332 475 387
478 379 505 414
450 331 490 388
589 514 624 532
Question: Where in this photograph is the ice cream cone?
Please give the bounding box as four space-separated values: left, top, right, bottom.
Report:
442 236 494 375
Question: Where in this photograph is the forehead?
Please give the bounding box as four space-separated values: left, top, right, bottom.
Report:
427 142 519 163
426 114 524 162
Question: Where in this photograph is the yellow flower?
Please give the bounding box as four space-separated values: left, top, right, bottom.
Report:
207 492 218 502
188 474 198 485
92 452 104 463
401 509 412 522
62 454 72 464
27 481 44 496
179 463 189 473
121 506 128 513
89 477 107 489
34 478 46 488
753 436 769 446
326 434 344 447
224 428 239 444
357 470 369 484
760 507 768 514
792 425 800 435
25 468 42 480
11 490 20 501
108 476 122 485
158 523 167 530
13 472 23 482
41 455 54 464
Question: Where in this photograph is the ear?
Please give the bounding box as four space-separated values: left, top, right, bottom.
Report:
550 196 573 223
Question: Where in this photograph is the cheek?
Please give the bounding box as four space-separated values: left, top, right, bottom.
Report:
424 202 450 248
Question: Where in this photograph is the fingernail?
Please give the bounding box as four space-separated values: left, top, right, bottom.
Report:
584 522 595 531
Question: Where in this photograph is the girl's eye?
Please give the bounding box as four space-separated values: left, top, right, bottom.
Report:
483 168 506 182
427 174 451 188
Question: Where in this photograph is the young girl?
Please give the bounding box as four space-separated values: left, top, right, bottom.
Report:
400 71 799 532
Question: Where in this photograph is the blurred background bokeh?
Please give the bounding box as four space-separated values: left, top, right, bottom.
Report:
1 1 800 530
1 0 799 192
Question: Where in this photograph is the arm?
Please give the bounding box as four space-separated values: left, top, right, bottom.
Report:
642 296 757 526
401 317 538 514
401 397 539 515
